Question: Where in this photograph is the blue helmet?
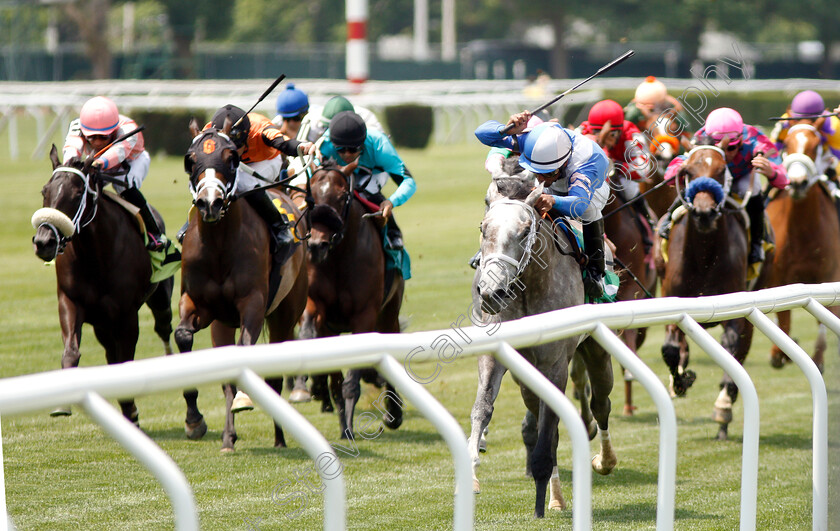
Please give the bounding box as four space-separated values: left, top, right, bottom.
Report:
519 123 573 174
275 83 310 118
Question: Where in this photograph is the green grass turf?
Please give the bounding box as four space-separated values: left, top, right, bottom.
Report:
1 129 838 530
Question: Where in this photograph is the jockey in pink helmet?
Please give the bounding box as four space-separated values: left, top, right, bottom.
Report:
62 96 167 251
476 110 611 299
661 107 788 265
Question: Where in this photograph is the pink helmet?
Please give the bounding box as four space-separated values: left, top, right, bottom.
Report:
79 96 120 137
704 107 744 142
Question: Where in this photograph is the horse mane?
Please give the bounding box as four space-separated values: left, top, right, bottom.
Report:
695 135 716 147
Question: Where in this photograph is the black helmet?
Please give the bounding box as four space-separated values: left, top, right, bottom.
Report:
329 111 367 148
211 104 250 148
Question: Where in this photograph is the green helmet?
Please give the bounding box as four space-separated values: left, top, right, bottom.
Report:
321 96 355 125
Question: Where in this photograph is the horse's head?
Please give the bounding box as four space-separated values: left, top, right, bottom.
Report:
184 119 240 223
31 146 99 261
477 168 543 315
677 140 732 233
783 120 823 199
307 158 358 264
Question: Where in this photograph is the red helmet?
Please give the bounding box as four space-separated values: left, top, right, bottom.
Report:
587 100 624 130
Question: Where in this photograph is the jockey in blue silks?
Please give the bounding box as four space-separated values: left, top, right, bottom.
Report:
320 111 416 250
475 111 611 299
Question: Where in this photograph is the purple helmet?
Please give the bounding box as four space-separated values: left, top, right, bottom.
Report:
790 90 825 118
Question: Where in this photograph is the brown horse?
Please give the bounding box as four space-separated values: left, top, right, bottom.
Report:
766 120 840 372
174 121 309 452
602 175 657 416
32 146 174 424
299 160 405 438
654 140 772 440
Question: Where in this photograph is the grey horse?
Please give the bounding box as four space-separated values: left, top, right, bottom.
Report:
468 170 617 517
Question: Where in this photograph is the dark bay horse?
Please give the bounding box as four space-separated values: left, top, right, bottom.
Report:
32 146 174 424
602 173 657 416
175 121 309 452
299 160 405 438
766 121 840 372
469 171 616 517
654 141 772 440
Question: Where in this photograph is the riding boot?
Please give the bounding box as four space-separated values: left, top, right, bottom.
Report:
657 198 682 240
385 216 404 250
582 218 606 300
120 187 165 251
745 194 765 265
245 191 296 267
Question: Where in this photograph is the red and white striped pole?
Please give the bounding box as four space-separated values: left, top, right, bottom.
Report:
346 0 368 87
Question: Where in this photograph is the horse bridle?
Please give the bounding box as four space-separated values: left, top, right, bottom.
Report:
783 124 822 188
310 166 356 250
37 166 100 255
185 129 240 217
676 145 734 212
480 198 540 285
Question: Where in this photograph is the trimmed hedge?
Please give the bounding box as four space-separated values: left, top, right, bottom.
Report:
383 104 434 149
131 109 208 156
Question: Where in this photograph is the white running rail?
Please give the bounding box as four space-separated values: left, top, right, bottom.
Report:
0 283 837 530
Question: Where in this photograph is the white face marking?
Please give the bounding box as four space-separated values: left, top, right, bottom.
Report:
793 131 809 154
317 181 331 196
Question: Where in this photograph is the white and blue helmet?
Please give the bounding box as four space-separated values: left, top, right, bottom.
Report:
519 123 573 174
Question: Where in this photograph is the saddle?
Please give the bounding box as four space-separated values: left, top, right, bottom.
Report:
104 191 180 283
547 217 619 303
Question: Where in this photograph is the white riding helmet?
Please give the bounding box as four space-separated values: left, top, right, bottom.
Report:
519 123 573 174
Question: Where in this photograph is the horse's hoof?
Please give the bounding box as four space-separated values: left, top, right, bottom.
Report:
623 368 635 381
220 447 235 454
712 407 733 425
383 415 402 430
472 479 481 493
289 389 312 403
231 391 254 413
185 418 208 440
592 454 617 475
50 406 72 417
672 369 696 397
716 426 729 441
770 351 787 368
321 401 334 413
548 498 566 511
623 404 637 416
275 440 287 449
478 437 487 453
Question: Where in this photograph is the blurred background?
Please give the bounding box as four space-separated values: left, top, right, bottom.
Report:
1 0 839 160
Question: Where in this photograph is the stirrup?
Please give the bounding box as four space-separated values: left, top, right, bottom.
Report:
748 243 765 265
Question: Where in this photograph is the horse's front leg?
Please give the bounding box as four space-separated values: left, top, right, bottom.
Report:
51 293 84 417
619 328 641 416
770 310 792 368
468 353 507 493
212 321 240 452
579 338 617 476
341 307 378 437
147 276 175 355
531 398 561 518
569 351 596 439
175 292 212 440
662 324 694 397
713 317 754 441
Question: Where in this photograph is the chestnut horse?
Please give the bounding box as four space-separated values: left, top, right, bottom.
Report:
174 122 308 452
299 160 405 438
766 121 840 372
32 146 174 424
469 170 616 517
655 140 772 440
602 174 657 416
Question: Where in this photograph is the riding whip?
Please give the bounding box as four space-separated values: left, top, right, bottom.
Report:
602 173 675 220
93 125 146 159
500 50 636 135
612 255 654 299
233 74 287 129
769 112 839 121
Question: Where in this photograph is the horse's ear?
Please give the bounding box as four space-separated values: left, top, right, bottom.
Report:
189 118 201 138
341 159 359 176
49 144 60 169
222 117 232 136
718 135 730 151
680 135 693 153
524 183 544 207
814 116 826 131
